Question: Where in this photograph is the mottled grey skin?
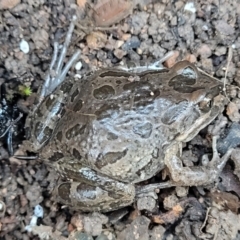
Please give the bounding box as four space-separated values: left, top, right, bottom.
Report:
23 60 232 212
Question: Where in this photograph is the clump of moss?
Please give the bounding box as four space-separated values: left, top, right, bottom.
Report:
18 85 32 96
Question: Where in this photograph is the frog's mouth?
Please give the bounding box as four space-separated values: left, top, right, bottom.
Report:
176 94 225 142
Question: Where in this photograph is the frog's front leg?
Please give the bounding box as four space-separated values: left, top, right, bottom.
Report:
39 15 81 101
165 136 233 186
53 159 135 212
23 17 81 152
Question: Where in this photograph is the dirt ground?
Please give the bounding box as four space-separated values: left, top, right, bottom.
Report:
0 0 240 239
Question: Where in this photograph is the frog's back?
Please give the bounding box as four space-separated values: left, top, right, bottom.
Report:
43 65 223 183
45 69 178 183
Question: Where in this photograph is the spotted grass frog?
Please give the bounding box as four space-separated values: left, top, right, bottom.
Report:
21 17 232 212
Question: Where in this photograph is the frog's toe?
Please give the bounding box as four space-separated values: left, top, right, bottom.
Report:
207 135 233 181
40 16 81 100
165 138 233 186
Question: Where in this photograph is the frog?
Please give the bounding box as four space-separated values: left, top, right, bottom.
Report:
21 16 232 212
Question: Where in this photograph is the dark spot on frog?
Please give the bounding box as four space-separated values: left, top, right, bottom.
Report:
169 75 195 86
57 183 71 201
66 124 86 140
49 151 64 162
76 183 97 200
133 122 153 138
116 80 122 85
35 108 43 118
161 101 188 125
95 104 120 121
107 132 118 140
34 122 53 144
108 199 132 210
93 85 115 100
45 97 56 109
136 105 155 115
60 81 74 93
99 71 131 78
123 81 151 92
181 66 197 79
71 88 79 102
56 131 63 142
73 148 82 160
96 149 128 169
45 98 65 115
73 99 83 112
107 190 126 199
152 147 159 158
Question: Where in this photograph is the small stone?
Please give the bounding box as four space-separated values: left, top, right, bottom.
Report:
34 205 43 218
227 102 240 122
121 34 131 41
113 49 127 59
83 212 108 237
117 216 150 240
214 20 234 36
137 196 156 211
115 40 124 49
197 44 212 59
184 54 197 63
163 194 178 210
0 0 20 9
214 46 227 56
164 51 179 68
137 48 142 55
200 58 213 73
150 225 166 240
184 2 196 13
122 36 141 51
217 122 240 154
95 234 109 240
19 39 30 54
74 232 94 240
75 61 82 71
175 186 189 197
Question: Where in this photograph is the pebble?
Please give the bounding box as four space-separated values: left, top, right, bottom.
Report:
184 2 196 13
74 232 93 240
113 49 127 59
75 61 83 71
95 234 109 240
137 196 156 211
197 44 212 59
122 36 141 51
0 0 20 9
19 39 30 54
164 51 179 68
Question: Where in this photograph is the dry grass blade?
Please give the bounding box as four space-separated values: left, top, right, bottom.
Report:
223 46 233 102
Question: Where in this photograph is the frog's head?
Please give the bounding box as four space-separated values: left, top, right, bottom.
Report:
162 60 225 142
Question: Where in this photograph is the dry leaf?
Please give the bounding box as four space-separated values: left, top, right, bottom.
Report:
152 204 183 224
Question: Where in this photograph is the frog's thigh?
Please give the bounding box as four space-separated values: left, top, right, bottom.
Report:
55 166 135 212
165 137 232 186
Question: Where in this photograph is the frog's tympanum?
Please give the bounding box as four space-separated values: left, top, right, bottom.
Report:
21 18 232 212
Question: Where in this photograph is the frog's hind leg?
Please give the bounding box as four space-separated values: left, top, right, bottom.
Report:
39 15 81 101
54 161 135 212
165 136 233 186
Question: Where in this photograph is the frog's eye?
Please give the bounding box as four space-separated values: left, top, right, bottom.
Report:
198 96 213 112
